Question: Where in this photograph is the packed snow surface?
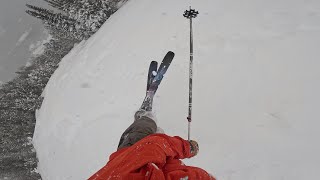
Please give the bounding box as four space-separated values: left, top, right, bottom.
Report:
34 0 320 179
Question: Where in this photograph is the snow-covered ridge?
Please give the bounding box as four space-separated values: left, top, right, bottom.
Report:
34 0 320 179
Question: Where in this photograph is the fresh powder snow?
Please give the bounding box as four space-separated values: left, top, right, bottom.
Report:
33 0 320 179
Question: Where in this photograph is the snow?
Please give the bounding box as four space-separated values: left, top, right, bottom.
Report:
152 71 157 76
34 0 320 179
29 32 52 56
0 25 5 36
15 27 32 47
0 0 48 83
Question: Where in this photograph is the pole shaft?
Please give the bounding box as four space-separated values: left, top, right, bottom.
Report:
188 120 191 141
184 6 198 141
188 17 193 141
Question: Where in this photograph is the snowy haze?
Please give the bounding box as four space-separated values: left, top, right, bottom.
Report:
34 0 320 179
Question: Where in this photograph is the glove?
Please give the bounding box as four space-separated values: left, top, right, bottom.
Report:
189 140 199 157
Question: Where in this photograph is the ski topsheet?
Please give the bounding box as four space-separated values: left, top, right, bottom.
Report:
147 61 158 91
140 51 175 111
148 51 174 93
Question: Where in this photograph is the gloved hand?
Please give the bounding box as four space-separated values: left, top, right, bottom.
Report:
189 140 199 157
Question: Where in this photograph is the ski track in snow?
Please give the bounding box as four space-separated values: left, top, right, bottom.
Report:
34 0 320 179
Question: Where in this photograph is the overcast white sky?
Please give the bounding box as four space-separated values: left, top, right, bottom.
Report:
0 0 48 83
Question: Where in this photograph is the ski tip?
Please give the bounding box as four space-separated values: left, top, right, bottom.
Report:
167 51 175 56
165 51 175 59
150 61 158 66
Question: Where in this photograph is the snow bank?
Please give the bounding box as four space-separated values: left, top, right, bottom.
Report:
34 0 320 179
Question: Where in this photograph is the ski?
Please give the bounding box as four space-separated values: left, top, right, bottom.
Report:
140 51 175 111
147 61 158 91
148 51 174 93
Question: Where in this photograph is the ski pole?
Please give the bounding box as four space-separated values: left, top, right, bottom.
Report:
183 7 198 141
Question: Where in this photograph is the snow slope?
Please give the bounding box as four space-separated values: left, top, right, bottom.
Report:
34 0 320 179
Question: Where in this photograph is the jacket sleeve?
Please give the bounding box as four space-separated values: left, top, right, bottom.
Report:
148 134 194 160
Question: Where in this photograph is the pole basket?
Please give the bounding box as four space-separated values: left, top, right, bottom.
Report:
183 7 199 19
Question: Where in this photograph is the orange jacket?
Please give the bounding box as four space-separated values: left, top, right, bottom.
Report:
89 134 215 180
